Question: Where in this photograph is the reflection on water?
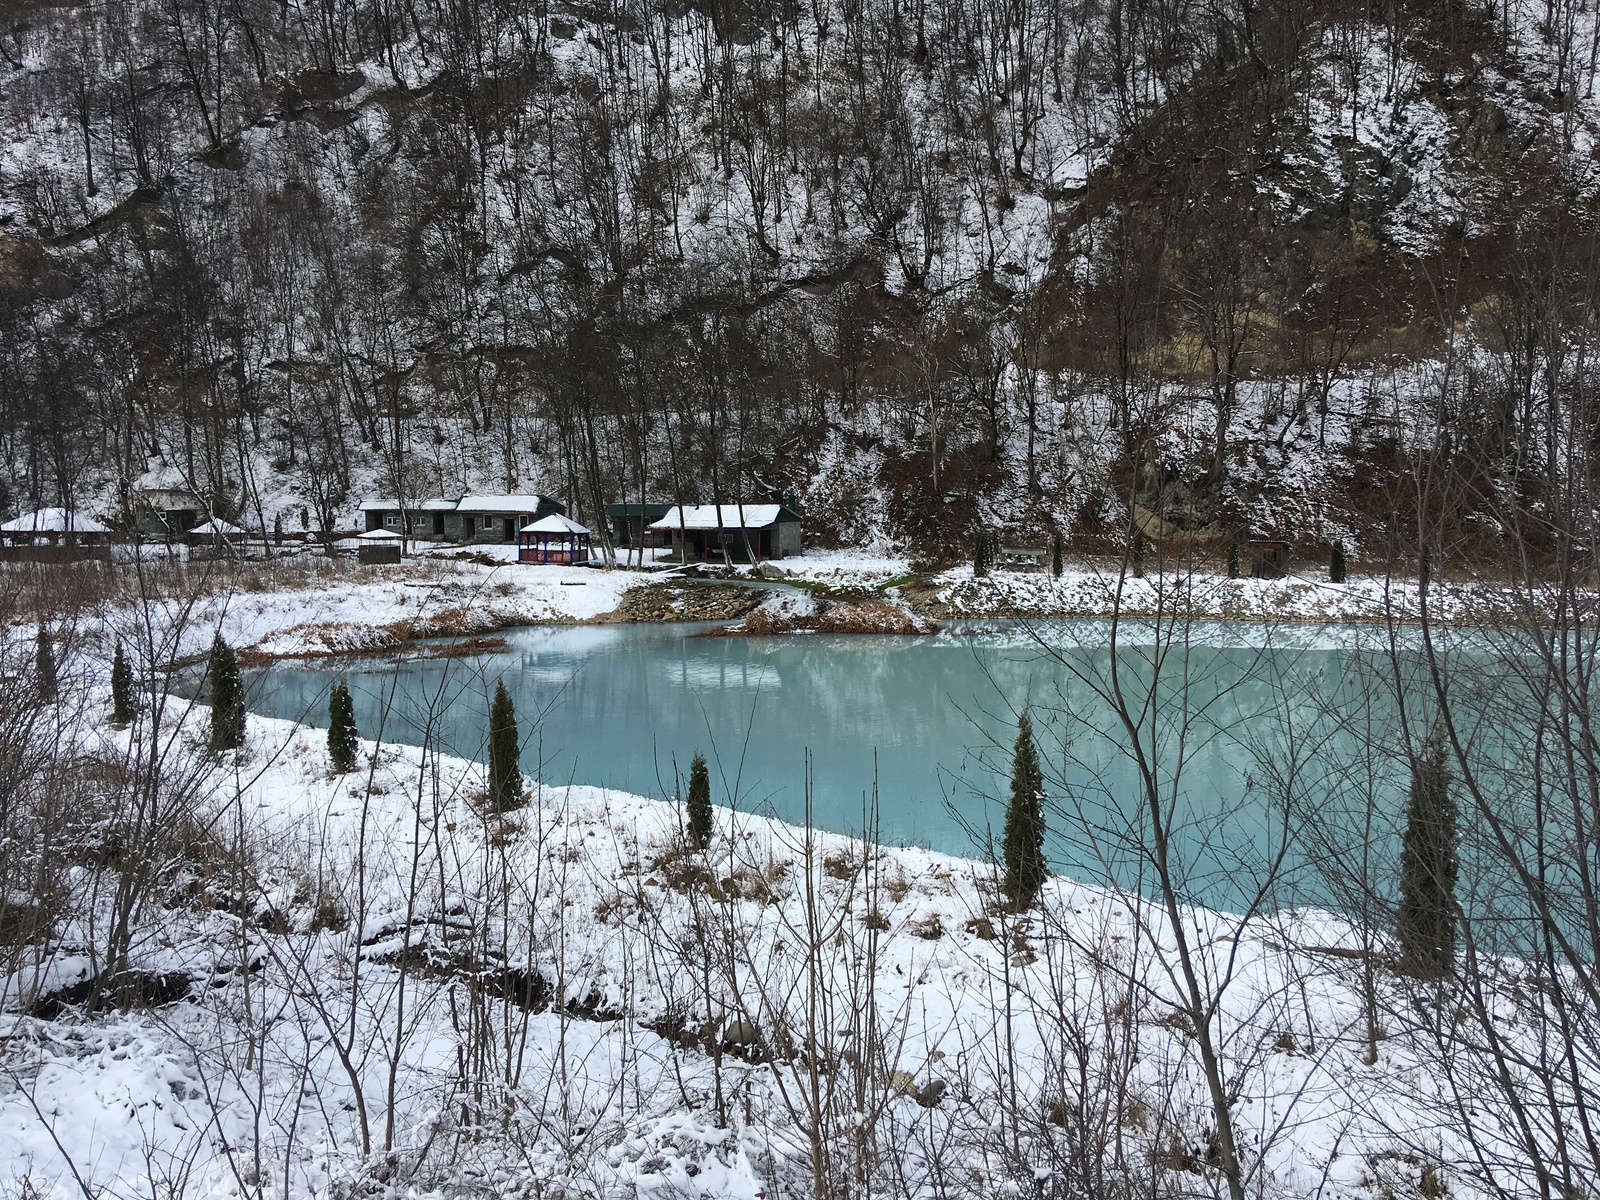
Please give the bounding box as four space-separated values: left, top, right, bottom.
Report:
243 620 1416 912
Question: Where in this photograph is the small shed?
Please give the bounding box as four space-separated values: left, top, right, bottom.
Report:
357 529 403 565
605 503 673 548
1250 539 1293 579
649 504 802 562
519 514 593 564
0 507 111 545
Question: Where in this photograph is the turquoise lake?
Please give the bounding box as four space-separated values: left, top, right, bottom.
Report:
242 619 1431 913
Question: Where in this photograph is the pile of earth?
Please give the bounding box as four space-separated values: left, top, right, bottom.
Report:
599 582 767 623
699 601 938 637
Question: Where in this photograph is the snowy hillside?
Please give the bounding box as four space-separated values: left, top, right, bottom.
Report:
3 0 1600 567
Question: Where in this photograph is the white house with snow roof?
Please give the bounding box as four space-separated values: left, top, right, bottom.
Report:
0 507 113 562
649 503 801 561
359 494 565 544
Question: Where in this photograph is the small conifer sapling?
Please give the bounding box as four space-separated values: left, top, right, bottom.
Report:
111 642 135 725
1051 530 1064 578
488 680 524 811
1397 721 1458 978
1002 709 1047 908
208 634 245 751
1227 535 1241 579
328 681 359 774
1330 541 1346 583
687 752 713 849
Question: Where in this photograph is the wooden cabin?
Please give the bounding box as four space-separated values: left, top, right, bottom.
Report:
518 514 593 564
186 517 248 561
187 516 246 544
649 504 802 562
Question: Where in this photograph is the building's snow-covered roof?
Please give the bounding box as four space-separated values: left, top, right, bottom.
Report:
0 507 109 533
521 513 591 536
361 495 552 514
650 504 791 530
134 487 203 508
190 517 245 536
455 494 549 513
359 498 459 512
357 528 402 540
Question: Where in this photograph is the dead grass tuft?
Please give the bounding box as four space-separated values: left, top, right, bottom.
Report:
907 912 945 940
884 869 911 903
647 842 784 904
823 848 857 880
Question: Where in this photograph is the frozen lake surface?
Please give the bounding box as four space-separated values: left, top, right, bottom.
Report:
243 620 1431 911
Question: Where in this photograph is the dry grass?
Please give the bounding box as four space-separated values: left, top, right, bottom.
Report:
647 841 787 904
823 848 858 879
0 554 359 632
906 912 945 940
883 869 911 903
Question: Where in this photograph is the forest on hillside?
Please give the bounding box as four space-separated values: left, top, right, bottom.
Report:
1 0 1598 560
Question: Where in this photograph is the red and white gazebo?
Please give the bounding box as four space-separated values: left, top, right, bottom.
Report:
518 513 593 564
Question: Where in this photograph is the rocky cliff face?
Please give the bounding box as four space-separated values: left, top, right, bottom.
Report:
1 0 1596 562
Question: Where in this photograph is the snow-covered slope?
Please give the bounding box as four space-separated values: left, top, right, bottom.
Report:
0 697 1556 1200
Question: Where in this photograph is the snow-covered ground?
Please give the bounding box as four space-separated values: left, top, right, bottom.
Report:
54 552 656 666
0 698 1522 1200
734 548 1492 626
0 554 1580 1199
84 548 1511 675
921 562 1479 624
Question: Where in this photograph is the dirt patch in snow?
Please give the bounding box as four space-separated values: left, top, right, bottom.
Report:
242 608 523 663
596 581 766 623
698 600 938 637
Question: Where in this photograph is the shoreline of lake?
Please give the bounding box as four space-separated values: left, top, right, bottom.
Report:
232 567 1498 666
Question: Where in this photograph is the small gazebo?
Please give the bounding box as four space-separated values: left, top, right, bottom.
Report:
518 513 592 564
188 516 246 547
356 528 402 565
